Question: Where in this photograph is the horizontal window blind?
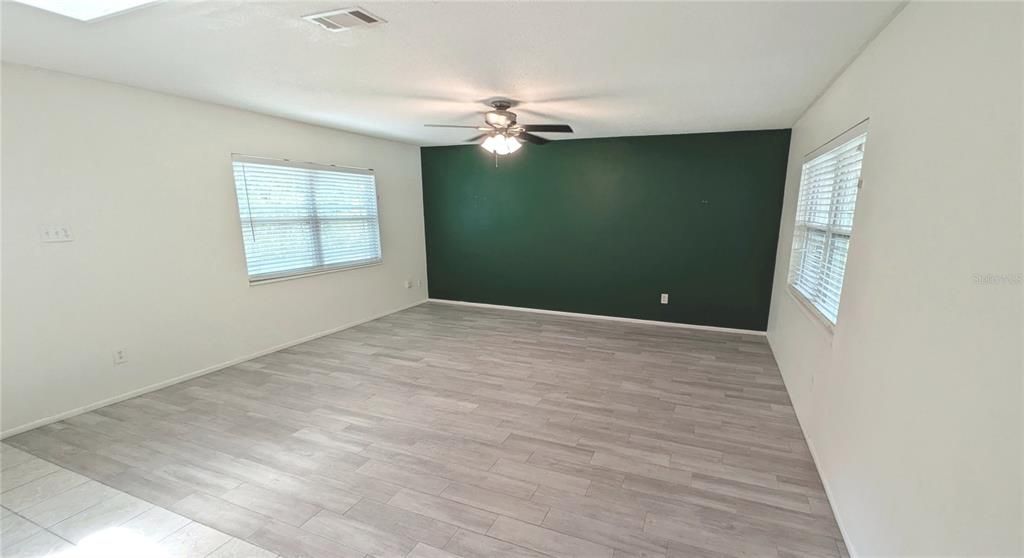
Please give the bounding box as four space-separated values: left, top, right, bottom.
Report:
788 131 867 324
232 155 381 282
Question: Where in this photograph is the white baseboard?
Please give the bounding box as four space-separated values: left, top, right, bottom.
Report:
428 298 766 336
804 436 858 558
1 299 428 439
766 334 857 557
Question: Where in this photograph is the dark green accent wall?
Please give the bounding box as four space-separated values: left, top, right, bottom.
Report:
420 129 791 331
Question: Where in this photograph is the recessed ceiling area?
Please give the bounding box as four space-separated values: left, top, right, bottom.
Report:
0 1 903 145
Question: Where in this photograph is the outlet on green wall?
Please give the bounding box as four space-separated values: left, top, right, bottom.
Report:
420 129 791 331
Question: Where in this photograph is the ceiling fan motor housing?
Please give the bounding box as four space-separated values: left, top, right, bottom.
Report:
484 99 518 130
485 110 517 129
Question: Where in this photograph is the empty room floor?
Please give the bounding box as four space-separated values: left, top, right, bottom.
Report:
2 303 846 558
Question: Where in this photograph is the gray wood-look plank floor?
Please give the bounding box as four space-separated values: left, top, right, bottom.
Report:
6 302 848 558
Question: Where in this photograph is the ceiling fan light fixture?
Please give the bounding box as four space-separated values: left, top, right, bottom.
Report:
480 135 500 153
481 134 521 155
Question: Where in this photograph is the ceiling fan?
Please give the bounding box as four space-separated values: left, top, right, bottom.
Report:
425 99 574 155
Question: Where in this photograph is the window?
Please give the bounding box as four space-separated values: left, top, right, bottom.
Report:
231 155 382 283
788 126 868 325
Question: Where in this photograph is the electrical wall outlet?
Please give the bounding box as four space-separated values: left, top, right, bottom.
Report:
660 293 669 304
40 226 73 243
404 279 413 289
113 348 128 365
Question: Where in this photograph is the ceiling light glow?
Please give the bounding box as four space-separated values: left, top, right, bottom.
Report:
12 0 162 21
481 134 521 155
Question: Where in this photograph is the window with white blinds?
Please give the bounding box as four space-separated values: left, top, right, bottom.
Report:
231 155 382 283
788 129 867 325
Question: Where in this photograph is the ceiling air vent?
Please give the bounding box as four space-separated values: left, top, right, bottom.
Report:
303 7 385 32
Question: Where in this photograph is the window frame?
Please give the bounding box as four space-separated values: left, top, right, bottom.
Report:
230 154 384 285
786 120 869 330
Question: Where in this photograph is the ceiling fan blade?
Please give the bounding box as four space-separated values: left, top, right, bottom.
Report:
517 132 549 145
425 124 489 129
465 134 488 143
520 124 573 133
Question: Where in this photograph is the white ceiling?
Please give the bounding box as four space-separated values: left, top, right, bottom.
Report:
1 1 902 146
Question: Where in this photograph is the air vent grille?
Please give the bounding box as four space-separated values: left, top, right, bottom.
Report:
303 7 385 32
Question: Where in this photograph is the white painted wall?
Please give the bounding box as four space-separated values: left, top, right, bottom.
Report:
767 3 1022 556
1 63 428 436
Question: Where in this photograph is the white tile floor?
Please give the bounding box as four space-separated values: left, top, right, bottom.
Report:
1 443 278 558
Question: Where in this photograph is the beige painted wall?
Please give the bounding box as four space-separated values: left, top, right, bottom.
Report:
1 63 428 435
768 3 1022 556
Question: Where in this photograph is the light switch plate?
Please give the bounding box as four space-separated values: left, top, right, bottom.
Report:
40 226 73 243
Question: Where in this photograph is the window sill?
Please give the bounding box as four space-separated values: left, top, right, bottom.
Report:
248 259 383 286
786 284 836 336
